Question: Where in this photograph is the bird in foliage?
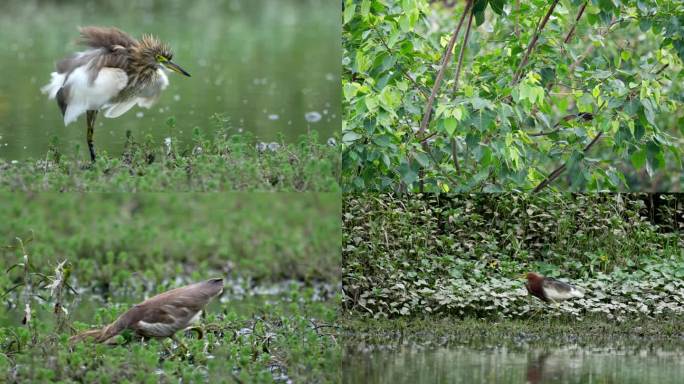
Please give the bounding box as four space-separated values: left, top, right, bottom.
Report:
41 26 191 162
70 278 223 344
524 272 584 303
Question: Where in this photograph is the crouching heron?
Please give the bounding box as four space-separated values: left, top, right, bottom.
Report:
41 26 191 161
69 278 224 345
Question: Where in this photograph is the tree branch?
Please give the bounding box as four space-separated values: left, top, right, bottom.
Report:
417 0 473 136
512 0 560 85
452 8 474 94
563 1 588 44
448 5 474 176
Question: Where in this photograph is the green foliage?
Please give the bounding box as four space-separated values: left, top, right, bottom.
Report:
342 193 684 318
0 128 340 192
342 0 684 192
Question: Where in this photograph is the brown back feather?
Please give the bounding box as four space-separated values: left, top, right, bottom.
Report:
79 26 137 50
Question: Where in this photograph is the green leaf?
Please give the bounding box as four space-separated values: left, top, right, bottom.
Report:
473 0 488 26
490 0 504 15
343 3 356 24
343 131 362 144
444 117 458 136
475 10 485 26
372 135 391 147
398 161 418 185
414 152 430 168
630 149 647 170
360 0 371 17
640 99 656 127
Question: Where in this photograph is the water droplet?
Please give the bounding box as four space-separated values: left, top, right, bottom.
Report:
304 111 322 123
268 114 279 121
136 112 144 118
173 94 181 101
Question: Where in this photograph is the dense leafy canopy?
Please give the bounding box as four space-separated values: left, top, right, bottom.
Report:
343 0 684 192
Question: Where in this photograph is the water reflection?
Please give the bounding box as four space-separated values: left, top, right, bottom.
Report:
0 0 339 160
344 345 684 384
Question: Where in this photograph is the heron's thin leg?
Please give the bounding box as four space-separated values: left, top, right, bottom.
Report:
86 110 98 162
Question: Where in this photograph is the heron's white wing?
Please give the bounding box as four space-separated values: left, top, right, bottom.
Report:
103 99 138 118
63 67 128 125
41 72 67 99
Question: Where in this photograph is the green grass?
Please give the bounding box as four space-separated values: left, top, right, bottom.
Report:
0 128 340 192
0 193 340 284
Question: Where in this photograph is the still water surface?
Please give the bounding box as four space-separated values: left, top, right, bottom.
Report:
345 345 684 384
0 0 339 160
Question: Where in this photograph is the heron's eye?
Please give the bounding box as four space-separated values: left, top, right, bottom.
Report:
155 55 167 63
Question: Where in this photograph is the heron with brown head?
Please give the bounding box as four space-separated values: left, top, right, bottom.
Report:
70 278 224 345
42 26 191 162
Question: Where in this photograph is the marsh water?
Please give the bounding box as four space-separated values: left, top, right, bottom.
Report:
344 345 684 383
0 0 339 160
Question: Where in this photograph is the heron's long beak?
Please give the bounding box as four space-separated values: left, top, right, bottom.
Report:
164 61 191 77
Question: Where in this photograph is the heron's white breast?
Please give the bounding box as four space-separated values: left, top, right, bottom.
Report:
61 66 128 125
102 69 169 118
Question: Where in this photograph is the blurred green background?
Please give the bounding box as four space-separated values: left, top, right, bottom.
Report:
0 192 341 287
0 0 340 160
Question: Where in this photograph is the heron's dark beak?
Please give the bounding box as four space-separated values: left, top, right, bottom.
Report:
164 61 191 77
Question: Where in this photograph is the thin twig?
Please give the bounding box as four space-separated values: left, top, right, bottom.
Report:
563 1 588 44
452 8 474 95
451 138 461 172
417 0 473 192
512 0 560 85
654 63 669 75
448 6 474 175
417 0 473 136
514 0 520 38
